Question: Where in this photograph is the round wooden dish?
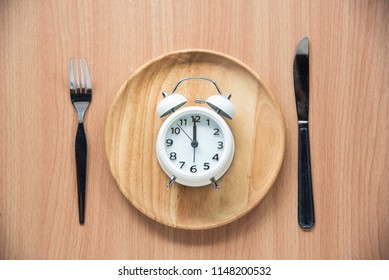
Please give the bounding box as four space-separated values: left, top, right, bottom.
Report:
105 49 285 230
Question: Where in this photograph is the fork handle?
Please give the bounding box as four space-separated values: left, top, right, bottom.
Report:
298 123 314 229
75 123 87 225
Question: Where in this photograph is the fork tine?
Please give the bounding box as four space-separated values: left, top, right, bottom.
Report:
79 59 85 93
84 58 92 91
75 59 80 93
69 58 75 91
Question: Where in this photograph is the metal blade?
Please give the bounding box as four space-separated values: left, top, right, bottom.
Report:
293 36 309 122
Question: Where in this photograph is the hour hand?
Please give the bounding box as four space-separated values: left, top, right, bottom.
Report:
191 117 199 163
192 117 197 142
191 118 198 148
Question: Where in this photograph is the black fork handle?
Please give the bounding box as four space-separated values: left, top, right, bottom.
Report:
298 122 314 229
75 123 87 225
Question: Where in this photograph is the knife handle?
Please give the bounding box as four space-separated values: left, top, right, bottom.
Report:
298 122 314 229
75 123 87 225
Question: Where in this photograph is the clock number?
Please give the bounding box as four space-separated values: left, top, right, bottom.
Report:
179 161 185 169
191 115 201 123
190 165 197 173
166 139 173 146
213 128 220 135
212 154 219 161
171 127 180 134
217 141 223 149
206 119 210 126
169 152 177 160
179 119 187 126
204 162 210 170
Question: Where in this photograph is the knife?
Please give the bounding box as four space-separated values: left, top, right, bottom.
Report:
293 36 314 229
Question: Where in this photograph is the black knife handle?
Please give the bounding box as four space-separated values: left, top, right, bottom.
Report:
75 123 87 225
298 122 314 229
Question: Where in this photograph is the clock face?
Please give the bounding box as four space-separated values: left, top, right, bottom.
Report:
156 106 234 187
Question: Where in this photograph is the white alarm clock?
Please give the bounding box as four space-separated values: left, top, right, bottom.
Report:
156 77 235 190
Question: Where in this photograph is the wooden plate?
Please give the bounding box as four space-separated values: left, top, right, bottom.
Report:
105 49 285 229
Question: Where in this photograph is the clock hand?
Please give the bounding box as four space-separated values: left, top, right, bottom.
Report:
191 117 198 162
176 124 193 142
193 146 195 162
192 117 197 143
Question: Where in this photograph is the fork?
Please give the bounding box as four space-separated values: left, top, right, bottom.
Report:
69 58 92 225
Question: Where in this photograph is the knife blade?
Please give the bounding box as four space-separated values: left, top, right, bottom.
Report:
293 36 314 229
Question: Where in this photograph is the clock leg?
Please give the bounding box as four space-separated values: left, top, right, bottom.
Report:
210 177 219 191
167 175 176 188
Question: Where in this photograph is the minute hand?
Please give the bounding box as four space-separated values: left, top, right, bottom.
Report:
177 124 193 142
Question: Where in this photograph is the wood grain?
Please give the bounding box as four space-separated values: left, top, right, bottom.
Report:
0 0 388 259
104 50 285 229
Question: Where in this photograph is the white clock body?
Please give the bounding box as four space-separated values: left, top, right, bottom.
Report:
156 106 235 187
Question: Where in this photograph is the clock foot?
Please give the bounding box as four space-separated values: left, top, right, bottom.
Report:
167 175 176 188
210 177 219 191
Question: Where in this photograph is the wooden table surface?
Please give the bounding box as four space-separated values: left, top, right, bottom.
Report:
1 0 388 260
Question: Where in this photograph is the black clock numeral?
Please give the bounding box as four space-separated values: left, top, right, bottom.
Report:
212 154 219 161
166 139 173 146
179 119 187 126
190 165 197 173
179 161 185 169
206 119 210 126
191 115 201 123
217 141 223 149
171 127 180 134
204 162 210 170
169 152 177 160
213 128 220 135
